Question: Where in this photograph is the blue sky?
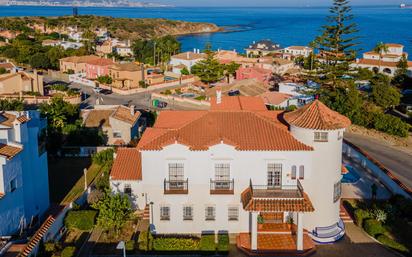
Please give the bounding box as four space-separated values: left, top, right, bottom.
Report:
153 0 405 7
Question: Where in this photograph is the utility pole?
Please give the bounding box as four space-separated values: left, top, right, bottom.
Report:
153 41 157 66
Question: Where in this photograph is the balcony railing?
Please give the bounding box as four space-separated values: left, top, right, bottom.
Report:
249 179 304 199
210 179 234 194
164 178 189 194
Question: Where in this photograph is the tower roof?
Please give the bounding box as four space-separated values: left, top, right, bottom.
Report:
284 100 351 130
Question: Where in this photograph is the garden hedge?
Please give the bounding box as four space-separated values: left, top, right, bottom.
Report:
199 234 216 252
64 210 97 230
61 246 76 257
354 209 370 227
217 234 230 252
376 234 409 253
138 231 153 251
153 236 200 251
363 219 386 237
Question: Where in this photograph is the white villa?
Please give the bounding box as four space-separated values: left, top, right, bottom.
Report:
109 95 350 255
352 43 412 77
170 50 206 73
282 46 313 60
0 111 49 236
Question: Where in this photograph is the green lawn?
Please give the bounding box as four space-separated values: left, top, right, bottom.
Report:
48 157 91 204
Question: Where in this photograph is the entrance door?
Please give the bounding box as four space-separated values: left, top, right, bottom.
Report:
267 163 282 189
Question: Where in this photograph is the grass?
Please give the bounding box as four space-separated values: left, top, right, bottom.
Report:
48 157 91 203
61 162 104 205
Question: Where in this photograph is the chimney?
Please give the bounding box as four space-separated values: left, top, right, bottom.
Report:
130 105 135 116
112 56 116 62
216 87 222 105
187 52 190 59
193 48 196 53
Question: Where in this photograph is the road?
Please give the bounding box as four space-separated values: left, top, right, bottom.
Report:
344 132 412 189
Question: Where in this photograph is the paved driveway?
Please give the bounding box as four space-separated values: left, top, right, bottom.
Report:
344 133 412 189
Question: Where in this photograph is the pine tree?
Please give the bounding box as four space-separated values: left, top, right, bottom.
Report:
393 54 409 86
191 44 224 85
314 0 359 81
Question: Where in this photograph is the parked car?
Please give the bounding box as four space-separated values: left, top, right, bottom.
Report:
100 89 112 95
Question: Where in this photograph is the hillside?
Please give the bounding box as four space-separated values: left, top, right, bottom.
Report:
0 16 221 40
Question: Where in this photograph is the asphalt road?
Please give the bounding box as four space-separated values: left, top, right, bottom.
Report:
344 132 412 189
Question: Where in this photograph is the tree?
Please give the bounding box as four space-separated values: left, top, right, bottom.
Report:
0 67 6 75
29 52 51 69
47 46 66 70
0 99 24 111
92 191 132 233
180 67 189 75
191 44 224 85
224 61 241 82
97 75 112 85
313 0 359 81
373 42 389 72
39 96 79 129
82 30 97 41
370 76 401 109
393 54 409 86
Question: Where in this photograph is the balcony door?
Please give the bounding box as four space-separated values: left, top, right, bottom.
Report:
215 163 230 189
267 163 282 189
168 163 184 189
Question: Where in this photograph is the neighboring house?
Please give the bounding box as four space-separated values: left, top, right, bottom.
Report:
0 71 44 96
0 111 49 236
82 105 143 145
109 95 350 254
41 39 60 47
114 46 133 57
245 39 282 57
282 46 313 60
170 51 206 72
108 63 146 89
0 30 21 40
258 57 296 75
96 40 113 55
236 67 272 85
68 32 83 42
352 43 412 77
59 55 101 74
42 40 83 50
0 62 16 72
205 79 268 98
85 58 115 79
260 91 294 108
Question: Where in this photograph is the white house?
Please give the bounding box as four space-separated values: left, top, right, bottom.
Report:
170 50 206 73
282 46 313 60
352 43 412 77
109 95 350 255
0 111 49 236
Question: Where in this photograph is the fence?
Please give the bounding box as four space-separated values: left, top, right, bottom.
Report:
343 140 412 198
0 94 81 105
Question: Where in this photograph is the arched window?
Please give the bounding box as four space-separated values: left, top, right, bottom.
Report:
383 68 392 74
291 165 297 180
299 166 305 180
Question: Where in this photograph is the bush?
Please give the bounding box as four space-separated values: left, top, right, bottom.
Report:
373 112 410 137
61 246 76 257
138 231 153 251
363 219 386 237
92 148 114 165
199 234 216 252
153 236 200 251
354 209 370 227
217 233 229 252
65 210 97 230
372 209 387 223
125 240 135 252
376 234 409 253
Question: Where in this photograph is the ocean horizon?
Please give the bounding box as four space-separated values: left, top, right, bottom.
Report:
1 5 411 55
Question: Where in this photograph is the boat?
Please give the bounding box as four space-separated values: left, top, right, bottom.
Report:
400 3 412 8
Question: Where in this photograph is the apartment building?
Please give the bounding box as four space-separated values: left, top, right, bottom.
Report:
282 46 313 60
0 111 49 236
110 95 350 254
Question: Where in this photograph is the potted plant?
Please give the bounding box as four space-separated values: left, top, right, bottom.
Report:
287 216 294 230
257 214 264 229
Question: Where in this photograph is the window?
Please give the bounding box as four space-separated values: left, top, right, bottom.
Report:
183 206 193 221
124 184 132 196
314 132 328 142
169 163 184 181
299 166 305 180
160 206 170 221
333 181 342 203
267 163 282 188
228 206 239 221
113 131 122 138
215 163 230 189
205 206 215 221
10 178 17 192
291 165 297 180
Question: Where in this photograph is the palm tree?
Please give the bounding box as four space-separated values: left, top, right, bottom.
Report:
373 42 389 73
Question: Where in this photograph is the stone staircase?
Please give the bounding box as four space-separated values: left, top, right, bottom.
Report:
340 201 353 223
143 204 150 221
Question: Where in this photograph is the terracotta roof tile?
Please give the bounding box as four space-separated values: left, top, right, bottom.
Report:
60 55 100 64
210 96 268 111
356 58 412 68
16 115 30 123
260 92 293 105
138 110 313 151
0 144 22 160
110 148 142 180
284 100 351 130
86 58 115 66
111 106 141 126
171 52 206 61
83 110 113 128
0 112 16 127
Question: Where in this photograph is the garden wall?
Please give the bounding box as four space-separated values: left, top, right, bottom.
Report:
343 140 412 198
151 92 210 107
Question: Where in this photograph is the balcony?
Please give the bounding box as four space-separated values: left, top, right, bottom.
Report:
250 180 304 199
210 179 234 195
164 178 188 194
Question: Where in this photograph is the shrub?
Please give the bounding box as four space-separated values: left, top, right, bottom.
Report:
61 246 76 257
376 234 409 253
92 148 114 165
217 233 230 252
373 112 410 137
372 209 387 223
125 240 135 252
199 234 216 252
64 210 97 230
363 219 386 237
153 236 200 251
138 231 153 251
354 209 370 227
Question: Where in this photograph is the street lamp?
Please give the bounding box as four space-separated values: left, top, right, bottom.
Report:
116 241 126 257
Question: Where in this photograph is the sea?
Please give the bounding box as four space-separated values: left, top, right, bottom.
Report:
1 5 412 55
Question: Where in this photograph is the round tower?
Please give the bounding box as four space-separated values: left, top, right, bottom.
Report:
284 100 351 233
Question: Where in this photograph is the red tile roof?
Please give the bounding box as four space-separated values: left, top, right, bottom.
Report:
284 100 351 130
138 110 312 151
0 144 22 160
210 96 268 111
111 106 141 126
356 58 412 68
86 58 115 66
260 92 293 106
110 148 142 180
